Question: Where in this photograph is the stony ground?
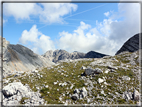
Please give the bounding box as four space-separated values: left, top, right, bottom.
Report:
2 50 141 106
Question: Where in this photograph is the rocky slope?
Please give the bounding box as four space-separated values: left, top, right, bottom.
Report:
43 49 107 63
2 50 140 106
115 33 140 55
0 36 55 78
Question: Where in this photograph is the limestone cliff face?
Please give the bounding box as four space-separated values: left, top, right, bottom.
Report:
1 36 55 72
115 33 140 55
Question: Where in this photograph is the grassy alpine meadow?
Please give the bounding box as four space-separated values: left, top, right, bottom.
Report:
3 51 140 105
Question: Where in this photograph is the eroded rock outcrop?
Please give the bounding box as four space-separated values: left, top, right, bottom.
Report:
3 82 45 105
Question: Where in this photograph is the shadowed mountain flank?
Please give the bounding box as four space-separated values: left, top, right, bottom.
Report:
115 33 140 55
84 51 107 58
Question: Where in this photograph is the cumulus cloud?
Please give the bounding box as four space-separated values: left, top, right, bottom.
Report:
109 3 140 43
58 21 116 55
19 25 55 54
13 3 141 56
3 3 77 23
58 3 140 55
39 3 77 23
104 11 109 17
3 3 41 20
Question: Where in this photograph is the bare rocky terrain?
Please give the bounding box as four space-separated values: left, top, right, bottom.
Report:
1 33 141 106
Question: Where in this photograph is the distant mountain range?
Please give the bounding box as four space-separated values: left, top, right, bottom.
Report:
42 50 108 63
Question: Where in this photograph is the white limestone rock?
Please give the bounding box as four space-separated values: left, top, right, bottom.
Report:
81 66 86 70
98 78 104 84
3 82 45 106
105 69 110 73
3 82 28 97
122 76 131 81
133 89 140 101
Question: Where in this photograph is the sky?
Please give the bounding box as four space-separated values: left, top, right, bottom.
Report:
1 1 141 56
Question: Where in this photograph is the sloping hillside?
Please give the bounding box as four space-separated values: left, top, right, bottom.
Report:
1 36 55 78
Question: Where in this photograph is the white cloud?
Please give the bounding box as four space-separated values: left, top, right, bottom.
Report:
104 11 109 17
19 25 55 54
58 21 117 55
3 3 77 24
4 3 41 20
19 25 39 44
109 3 140 43
39 3 77 23
58 3 140 55
9 3 141 56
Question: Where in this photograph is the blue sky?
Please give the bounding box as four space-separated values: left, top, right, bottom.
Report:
2 2 140 55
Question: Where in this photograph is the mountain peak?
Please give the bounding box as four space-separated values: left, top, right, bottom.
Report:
115 33 140 55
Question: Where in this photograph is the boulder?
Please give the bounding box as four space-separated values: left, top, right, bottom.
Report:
133 89 140 101
123 91 133 100
80 87 87 98
122 76 131 81
71 93 79 100
104 69 110 73
98 78 104 84
74 89 80 94
81 66 86 70
110 69 116 72
3 82 28 97
2 82 45 105
108 66 118 70
84 67 103 76
72 87 87 100
32 70 38 73
94 68 103 74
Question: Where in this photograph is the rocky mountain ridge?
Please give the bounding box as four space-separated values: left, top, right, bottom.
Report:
115 33 140 55
42 49 107 63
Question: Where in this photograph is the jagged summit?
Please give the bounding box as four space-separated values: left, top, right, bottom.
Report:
43 49 108 63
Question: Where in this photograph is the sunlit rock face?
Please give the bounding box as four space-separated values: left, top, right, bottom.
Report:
1 36 55 76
